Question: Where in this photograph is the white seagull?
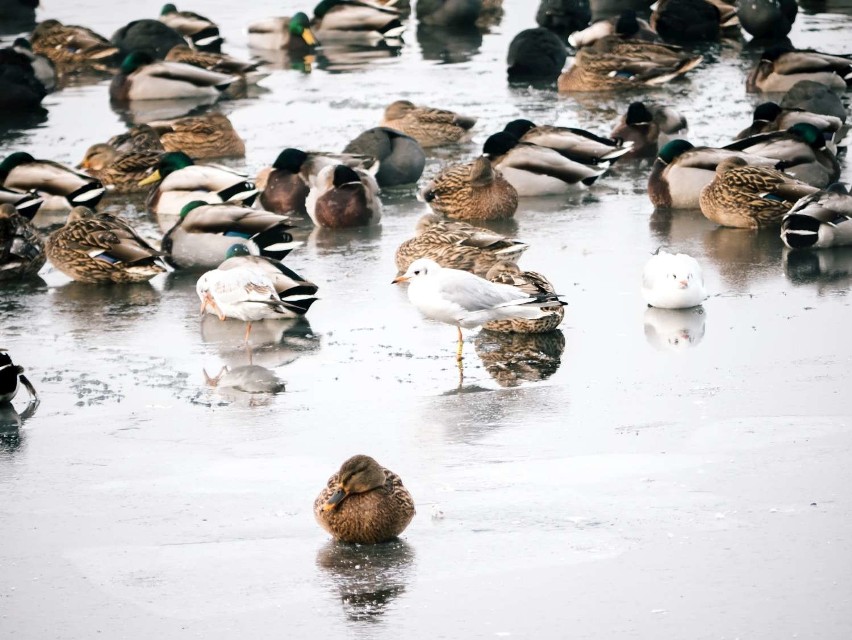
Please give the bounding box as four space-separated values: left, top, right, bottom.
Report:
641 249 708 309
392 258 566 360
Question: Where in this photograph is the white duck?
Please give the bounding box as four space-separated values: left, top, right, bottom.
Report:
641 249 708 309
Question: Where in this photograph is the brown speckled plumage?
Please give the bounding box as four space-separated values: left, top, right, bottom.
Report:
46 207 166 283
314 455 415 544
79 144 162 192
30 20 119 69
475 329 566 388
380 100 477 147
150 114 246 159
0 204 45 281
420 156 517 221
699 158 820 229
482 262 564 333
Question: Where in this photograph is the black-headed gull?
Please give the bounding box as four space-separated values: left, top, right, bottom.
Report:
392 258 565 360
642 249 708 309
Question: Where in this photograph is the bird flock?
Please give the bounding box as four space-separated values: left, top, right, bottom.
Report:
1 0 851 543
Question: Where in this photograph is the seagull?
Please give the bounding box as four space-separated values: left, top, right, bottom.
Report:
392 258 565 361
641 249 707 309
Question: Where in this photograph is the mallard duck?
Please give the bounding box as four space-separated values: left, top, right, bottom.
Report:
343 127 425 187
642 249 707 309
305 165 381 228
738 0 797 40
164 45 267 90
140 151 258 229
219 244 319 302
483 132 605 195
699 157 819 228
247 13 319 52
416 0 483 27
0 47 46 111
46 207 167 283
257 148 377 215
0 350 38 406
109 51 238 102
0 152 105 213
79 144 162 192
747 46 852 93
197 262 314 343
148 113 245 158
312 0 405 43
781 183 852 250
780 80 846 121
650 0 737 42
558 37 703 91
11 38 56 92
0 187 43 220
724 123 839 188
503 119 633 165
648 139 776 209
110 19 186 60
108 124 166 154
162 201 300 270
506 27 567 81
419 155 518 220
0 202 45 281
30 19 120 69
482 262 564 333
568 10 660 48
395 213 528 276
475 329 566 387
159 4 223 51
314 455 415 544
380 100 477 148
610 101 688 158
735 102 847 145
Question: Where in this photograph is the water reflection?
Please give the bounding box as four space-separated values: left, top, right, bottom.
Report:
643 307 707 352
784 247 852 294
51 281 161 334
200 315 320 368
0 397 38 453
111 97 221 125
318 43 403 74
203 364 285 394
416 25 482 64
474 329 566 388
307 224 383 253
316 539 415 623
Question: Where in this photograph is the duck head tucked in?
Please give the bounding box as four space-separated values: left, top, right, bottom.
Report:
322 454 387 511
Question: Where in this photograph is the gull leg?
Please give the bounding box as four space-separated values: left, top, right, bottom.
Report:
456 326 464 362
243 322 253 345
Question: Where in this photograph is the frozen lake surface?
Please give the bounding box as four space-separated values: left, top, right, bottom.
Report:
1 1 851 638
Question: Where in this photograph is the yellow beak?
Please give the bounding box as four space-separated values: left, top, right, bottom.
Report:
302 27 318 46
391 275 410 284
138 169 162 186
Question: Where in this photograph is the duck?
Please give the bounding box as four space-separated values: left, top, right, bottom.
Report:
558 36 703 91
506 27 567 81
30 19 121 69
650 0 737 42
78 144 162 192
737 0 797 40
747 46 852 93
0 187 43 220
483 131 606 195
395 213 528 276
416 0 483 27
218 244 319 303
164 45 267 90
110 19 186 60
0 152 106 214
314 454 415 544
503 119 633 165
641 249 707 309
0 46 47 111
781 184 852 250
380 100 477 148
46 207 167 283
699 157 820 228
139 152 257 230
312 0 405 43
536 0 591 35
0 202 45 281
159 3 223 52
197 262 314 343
343 127 425 187
0 350 38 407
247 12 319 52
481 262 564 333
107 124 166 154
780 80 847 122
568 10 660 48
109 51 238 102
305 164 381 228
648 139 777 209
723 123 839 188
162 201 300 270
735 102 848 146
148 113 246 158
610 101 688 159
256 148 377 215
11 38 56 92
419 155 518 220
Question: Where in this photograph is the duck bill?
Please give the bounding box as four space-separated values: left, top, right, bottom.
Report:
391 275 410 284
322 486 347 511
302 27 318 46
138 169 162 186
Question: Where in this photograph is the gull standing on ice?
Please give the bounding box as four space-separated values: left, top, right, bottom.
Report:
641 249 708 309
392 258 565 361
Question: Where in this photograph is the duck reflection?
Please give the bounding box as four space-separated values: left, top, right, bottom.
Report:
51 281 161 334
474 329 566 387
316 539 415 623
0 397 38 453
643 307 706 352
317 42 403 73
112 97 220 126
784 247 852 294
417 25 482 64
200 315 320 368
307 224 383 253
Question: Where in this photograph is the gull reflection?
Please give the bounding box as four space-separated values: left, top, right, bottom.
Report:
474 329 566 387
316 539 415 623
643 306 706 353
200 315 319 368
